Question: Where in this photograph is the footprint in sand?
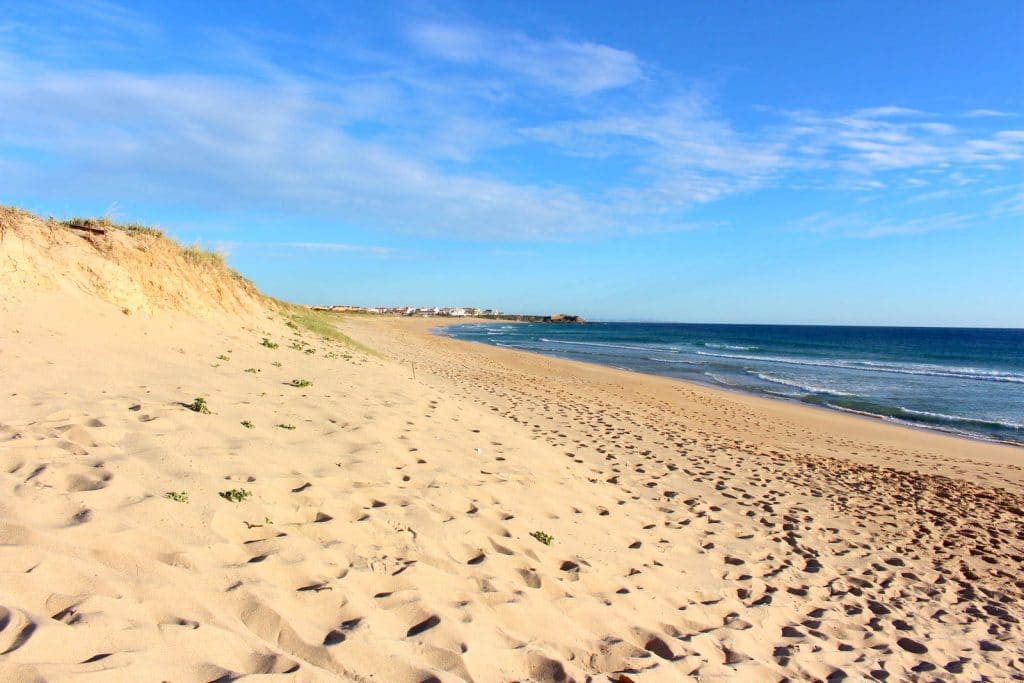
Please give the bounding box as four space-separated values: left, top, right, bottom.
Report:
406 614 441 638
517 568 542 588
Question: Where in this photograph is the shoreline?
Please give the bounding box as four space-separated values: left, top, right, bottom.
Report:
430 319 1024 451
347 315 1024 490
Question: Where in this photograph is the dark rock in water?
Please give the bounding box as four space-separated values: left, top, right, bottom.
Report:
476 312 585 323
546 313 586 323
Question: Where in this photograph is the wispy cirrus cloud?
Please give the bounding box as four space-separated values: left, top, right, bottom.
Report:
0 50 614 240
407 22 643 95
991 187 1024 216
523 94 789 212
963 109 1017 119
791 211 976 238
779 108 1024 183
1 5 1022 243
0 0 160 63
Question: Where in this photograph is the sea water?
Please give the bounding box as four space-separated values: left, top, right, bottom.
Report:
442 322 1024 446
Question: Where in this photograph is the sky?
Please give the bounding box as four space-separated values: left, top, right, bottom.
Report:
1 0 1022 326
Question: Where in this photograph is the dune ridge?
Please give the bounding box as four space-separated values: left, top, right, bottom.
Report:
0 207 266 317
1 209 1023 681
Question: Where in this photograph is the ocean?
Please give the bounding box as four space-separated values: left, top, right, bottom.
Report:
441 322 1024 446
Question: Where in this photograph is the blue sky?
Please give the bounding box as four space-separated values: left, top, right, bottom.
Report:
2 0 1022 325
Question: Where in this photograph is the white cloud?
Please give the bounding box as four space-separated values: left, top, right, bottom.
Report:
407 22 643 95
964 109 1017 118
0 51 620 240
407 23 487 63
522 95 789 210
0 0 160 61
991 188 1024 216
853 106 927 118
906 189 955 203
791 211 975 238
1 8 1023 243
782 108 1024 178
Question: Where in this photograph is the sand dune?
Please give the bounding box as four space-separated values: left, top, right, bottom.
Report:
2 209 1023 681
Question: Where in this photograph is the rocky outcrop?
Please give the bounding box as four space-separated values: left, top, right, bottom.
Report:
477 313 586 324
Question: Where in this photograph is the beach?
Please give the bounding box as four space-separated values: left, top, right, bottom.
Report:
2 211 1024 681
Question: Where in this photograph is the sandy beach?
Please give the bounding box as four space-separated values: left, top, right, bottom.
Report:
2 210 1023 682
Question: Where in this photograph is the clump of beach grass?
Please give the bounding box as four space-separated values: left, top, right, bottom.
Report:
58 215 248 285
61 216 165 238
280 306 376 356
181 243 226 267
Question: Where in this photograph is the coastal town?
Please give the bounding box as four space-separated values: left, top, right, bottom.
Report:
312 304 585 323
314 304 502 317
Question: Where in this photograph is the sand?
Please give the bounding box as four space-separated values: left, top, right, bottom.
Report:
2 211 1023 681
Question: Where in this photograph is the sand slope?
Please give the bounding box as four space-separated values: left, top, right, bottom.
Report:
2 211 1023 682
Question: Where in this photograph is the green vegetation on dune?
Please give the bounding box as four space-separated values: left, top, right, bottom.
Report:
219 488 251 503
187 397 210 414
283 306 377 356
530 530 555 546
57 215 238 277
62 215 165 237
181 243 227 267
6 208 374 351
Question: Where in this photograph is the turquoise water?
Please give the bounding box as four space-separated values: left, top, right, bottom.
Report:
442 322 1024 446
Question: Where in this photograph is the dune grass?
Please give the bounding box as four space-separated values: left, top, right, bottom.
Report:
63 216 165 238
181 243 226 267
284 306 377 356
59 214 237 275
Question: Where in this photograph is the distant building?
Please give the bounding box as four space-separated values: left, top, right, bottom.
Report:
315 304 521 318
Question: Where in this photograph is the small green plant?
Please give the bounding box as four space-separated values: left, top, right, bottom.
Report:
187 397 210 414
244 367 260 373
304 348 316 355
271 361 282 367
275 423 296 430
285 321 299 329
530 530 554 546
260 338 279 349
217 354 230 361
289 341 304 351
165 491 189 503
290 379 312 388
219 488 251 503
241 420 254 429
